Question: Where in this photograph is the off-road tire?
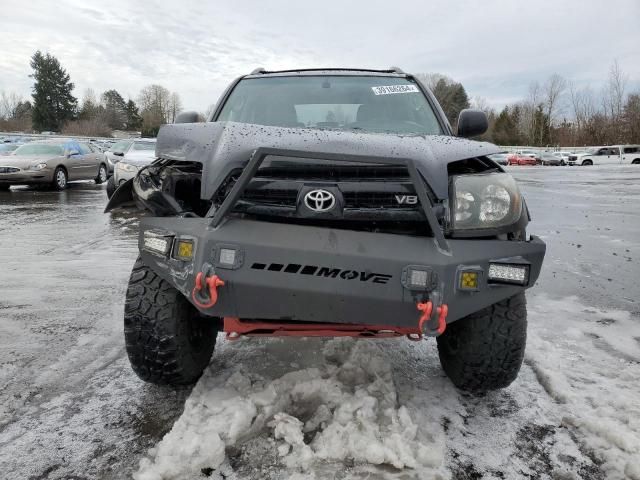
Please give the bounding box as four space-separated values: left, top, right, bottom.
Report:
437 293 527 393
106 175 116 199
124 257 218 385
95 163 108 184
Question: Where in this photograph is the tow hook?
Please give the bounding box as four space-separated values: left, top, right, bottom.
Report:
417 301 448 337
191 269 225 308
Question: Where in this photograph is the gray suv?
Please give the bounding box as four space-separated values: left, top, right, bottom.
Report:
107 68 545 393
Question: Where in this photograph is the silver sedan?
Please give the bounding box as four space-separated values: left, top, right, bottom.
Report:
0 139 108 190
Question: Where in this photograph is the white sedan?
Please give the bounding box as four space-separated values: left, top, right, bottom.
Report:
105 139 156 198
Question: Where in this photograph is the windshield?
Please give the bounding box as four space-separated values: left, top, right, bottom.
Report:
111 141 132 153
217 75 444 135
133 142 156 151
13 144 64 156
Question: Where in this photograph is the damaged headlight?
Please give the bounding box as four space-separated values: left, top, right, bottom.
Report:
451 173 522 231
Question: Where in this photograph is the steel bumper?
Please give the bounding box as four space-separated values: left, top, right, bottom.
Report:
139 217 546 329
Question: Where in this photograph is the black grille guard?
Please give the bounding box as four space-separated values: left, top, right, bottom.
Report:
207 147 450 253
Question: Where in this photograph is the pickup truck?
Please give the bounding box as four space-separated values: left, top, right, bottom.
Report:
568 145 640 166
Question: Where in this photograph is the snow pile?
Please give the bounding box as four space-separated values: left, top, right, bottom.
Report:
135 338 441 480
526 295 640 480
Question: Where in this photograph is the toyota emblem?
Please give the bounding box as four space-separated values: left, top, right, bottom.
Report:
304 189 336 212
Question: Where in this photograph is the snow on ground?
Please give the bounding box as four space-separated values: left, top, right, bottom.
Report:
134 292 640 480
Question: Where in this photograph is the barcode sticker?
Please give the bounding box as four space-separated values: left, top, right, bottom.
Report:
371 85 420 95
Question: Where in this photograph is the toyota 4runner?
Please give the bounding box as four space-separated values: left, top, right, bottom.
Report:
106 68 546 393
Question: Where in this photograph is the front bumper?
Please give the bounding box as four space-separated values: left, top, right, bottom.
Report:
139 217 546 329
0 168 53 185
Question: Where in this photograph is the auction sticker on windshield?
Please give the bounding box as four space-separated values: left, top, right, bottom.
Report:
371 85 420 95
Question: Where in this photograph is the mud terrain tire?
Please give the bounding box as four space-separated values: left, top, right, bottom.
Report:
124 257 218 385
437 293 527 393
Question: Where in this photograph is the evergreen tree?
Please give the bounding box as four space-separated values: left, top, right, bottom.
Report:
431 78 470 126
29 51 77 131
125 99 142 130
101 89 127 129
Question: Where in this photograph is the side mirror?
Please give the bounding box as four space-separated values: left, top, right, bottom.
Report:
175 111 202 124
457 109 488 138
113 151 124 157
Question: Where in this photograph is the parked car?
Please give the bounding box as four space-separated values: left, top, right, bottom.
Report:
0 139 108 190
516 149 541 162
105 139 157 198
507 154 537 166
553 151 572 164
103 140 133 176
487 152 509 165
568 145 640 166
106 67 545 393
539 153 563 166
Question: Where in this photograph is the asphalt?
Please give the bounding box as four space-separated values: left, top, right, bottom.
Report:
0 164 638 479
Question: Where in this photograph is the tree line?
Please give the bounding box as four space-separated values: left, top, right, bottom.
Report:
416 62 639 147
1 52 638 146
0 51 182 137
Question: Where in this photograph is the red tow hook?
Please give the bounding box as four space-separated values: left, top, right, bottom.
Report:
417 301 433 331
416 301 448 336
191 272 225 308
435 304 448 335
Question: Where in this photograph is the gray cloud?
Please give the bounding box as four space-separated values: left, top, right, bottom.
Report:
1 0 638 113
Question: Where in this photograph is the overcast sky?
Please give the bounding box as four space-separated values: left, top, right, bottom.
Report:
1 0 639 114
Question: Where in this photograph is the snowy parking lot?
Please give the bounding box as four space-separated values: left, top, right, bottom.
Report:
0 165 639 480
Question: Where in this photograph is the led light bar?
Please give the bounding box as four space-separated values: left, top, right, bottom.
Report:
488 263 529 285
143 231 173 256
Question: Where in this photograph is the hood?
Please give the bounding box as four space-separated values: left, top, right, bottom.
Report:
155 121 502 200
0 154 60 167
123 150 156 166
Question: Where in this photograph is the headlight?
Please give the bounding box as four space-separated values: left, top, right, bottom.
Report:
117 162 139 173
451 173 522 230
29 163 47 171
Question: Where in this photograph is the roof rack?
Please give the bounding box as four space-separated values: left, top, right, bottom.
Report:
247 67 406 75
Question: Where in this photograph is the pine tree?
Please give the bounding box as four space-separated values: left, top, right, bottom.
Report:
101 89 127 129
125 99 142 130
29 51 77 132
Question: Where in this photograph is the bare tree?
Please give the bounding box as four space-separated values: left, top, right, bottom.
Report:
0 91 22 120
138 84 171 122
607 59 627 119
167 92 182 123
543 74 566 126
543 74 566 143
471 96 492 114
413 73 449 91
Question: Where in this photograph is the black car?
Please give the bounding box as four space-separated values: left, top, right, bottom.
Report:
487 152 509 165
540 152 564 166
107 68 545 393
